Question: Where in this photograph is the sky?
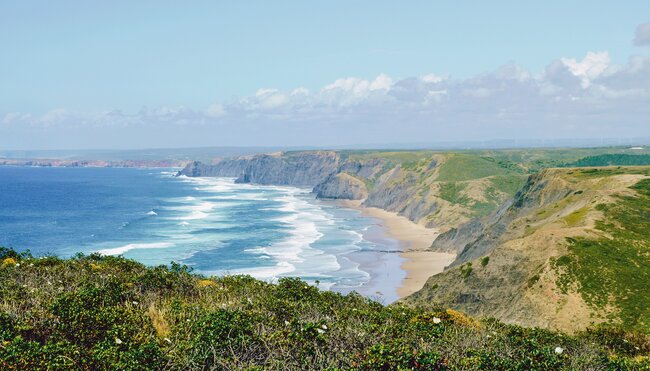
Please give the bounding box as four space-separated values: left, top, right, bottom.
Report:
1 1 650 150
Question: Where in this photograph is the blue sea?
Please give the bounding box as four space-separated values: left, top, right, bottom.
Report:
0 166 405 302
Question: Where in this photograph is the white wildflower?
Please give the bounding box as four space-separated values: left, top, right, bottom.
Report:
284 320 290 326
321 324 327 330
432 317 442 324
554 347 563 354
115 338 123 345
163 338 172 344
15 263 20 267
317 329 325 334
132 301 139 305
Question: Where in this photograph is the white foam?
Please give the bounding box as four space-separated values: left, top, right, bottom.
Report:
349 230 364 245
227 260 296 278
173 201 215 220
122 177 368 289
97 242 174 256
243 189 348 281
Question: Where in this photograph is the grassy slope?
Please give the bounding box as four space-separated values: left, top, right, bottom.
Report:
0 250 649 370
339 151 528 229
554 175 650 332
407 166 650 335
434 154 528 218
338 147 650 229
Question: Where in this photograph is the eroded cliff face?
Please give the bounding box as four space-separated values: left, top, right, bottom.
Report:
362 166 439 225
177 159 250 177
407 168 650 333
433 170 575 267
176 151 524 231
313 173 368 200
235 151 340 187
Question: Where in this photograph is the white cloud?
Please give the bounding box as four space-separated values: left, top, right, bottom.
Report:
420 74 445 84
319 75 393 107
3 52 650 149
634 22 650 46
369 73 393 90
2 112 33 125
291 87 309 96
40 108 69 125
205 103 226 118
560 51 611 88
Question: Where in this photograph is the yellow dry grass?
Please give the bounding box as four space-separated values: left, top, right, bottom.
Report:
147 303 170 338
2 257 17 266
197 279 217 288
446 309 479 328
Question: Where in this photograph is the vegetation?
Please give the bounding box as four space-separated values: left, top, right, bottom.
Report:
562 154 650 168
0 248 648 370
459 263 473 280
438 182 472 206
553 178 650 332
435 154 522 182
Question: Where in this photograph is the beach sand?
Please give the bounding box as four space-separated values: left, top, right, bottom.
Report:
337 200 456 298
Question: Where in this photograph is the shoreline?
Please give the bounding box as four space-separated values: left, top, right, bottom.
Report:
336 200 456 299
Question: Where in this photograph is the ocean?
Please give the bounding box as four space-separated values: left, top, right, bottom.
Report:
0 166 405 302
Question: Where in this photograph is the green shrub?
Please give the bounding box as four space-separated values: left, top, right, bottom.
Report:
0 247 647 369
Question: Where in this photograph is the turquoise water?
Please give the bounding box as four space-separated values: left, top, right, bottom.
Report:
0 167 404 302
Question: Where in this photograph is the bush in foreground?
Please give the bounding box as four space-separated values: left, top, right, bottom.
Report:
0 247 648 370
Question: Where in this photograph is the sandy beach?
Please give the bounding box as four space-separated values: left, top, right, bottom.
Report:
337 200 456 298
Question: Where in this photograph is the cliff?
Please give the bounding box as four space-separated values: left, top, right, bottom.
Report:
313 173 368 200
235 151 341 187
177 158 250 178
174 151 650 334
178 151 527 231
407 167 650 333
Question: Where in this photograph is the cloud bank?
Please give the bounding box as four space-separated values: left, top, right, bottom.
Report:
2 52 650 149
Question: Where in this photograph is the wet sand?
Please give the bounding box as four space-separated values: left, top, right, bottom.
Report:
337 200 456 298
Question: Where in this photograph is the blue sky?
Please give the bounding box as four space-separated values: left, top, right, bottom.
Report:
1 1 650 149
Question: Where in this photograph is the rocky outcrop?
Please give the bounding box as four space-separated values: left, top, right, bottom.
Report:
178 152 452 228
176 158 250 178
176 151 523 233
428 219 485 255
362 166 439 225
440 170 575 267
314 173 368 200
235 151 340 187
406 168 650 333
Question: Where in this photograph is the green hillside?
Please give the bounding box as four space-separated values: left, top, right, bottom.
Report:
408 166 650 335
0 249 648 370
561 154 650 167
